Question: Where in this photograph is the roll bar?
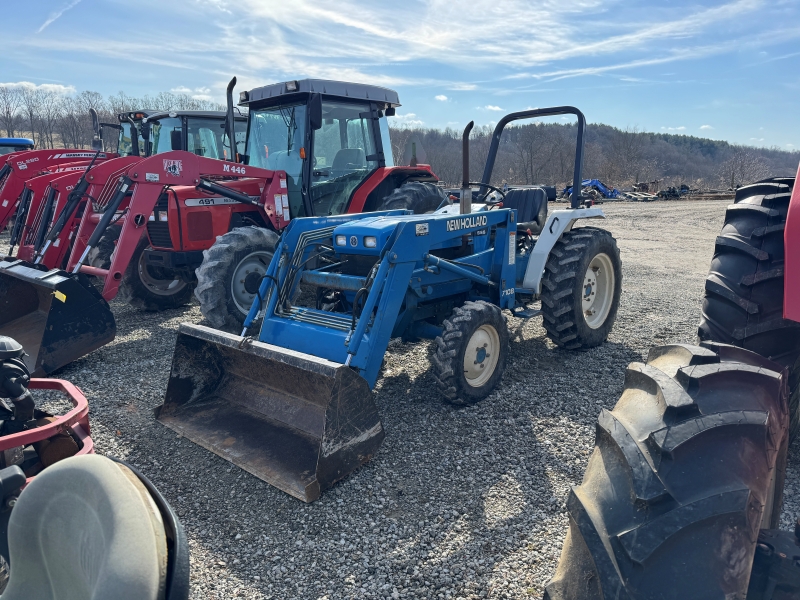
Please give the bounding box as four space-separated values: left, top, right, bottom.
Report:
479 106 586 209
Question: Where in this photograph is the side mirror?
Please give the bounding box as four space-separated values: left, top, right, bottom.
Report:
309 93 323 130
170 129 183 151
385 107 396 117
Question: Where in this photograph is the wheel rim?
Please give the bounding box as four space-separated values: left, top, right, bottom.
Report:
231 251 273 315
463 324 500 388
137 250 188 297
582 252 615 329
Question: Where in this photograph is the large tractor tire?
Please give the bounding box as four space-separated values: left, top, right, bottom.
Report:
117 237 194 311
541 227 622 349
376 181 448 214
698 177 799 440
544 343 789 600
194 226 279 331
432 300 509 406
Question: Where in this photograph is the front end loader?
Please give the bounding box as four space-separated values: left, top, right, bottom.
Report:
157 106 624 502
0 152 284 376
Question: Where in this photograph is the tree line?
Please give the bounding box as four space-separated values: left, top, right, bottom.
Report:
2 84 796 190
390 123 799 190
0 84 223 151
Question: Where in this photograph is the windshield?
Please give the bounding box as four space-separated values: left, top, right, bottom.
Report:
310 100 379 216
0 146 31 156
246 103 307 218
186 117 246 160
149 117 182 155
116 121 139 157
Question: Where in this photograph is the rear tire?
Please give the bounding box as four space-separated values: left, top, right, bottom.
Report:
431 300 509 405
698 177 799 439
194 227 279 331
376 181 447 214
545 342 789 600
541 227 622 349
117 237 194 311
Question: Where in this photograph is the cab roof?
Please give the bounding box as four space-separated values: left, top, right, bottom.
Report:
117 110 246 122
0 138 34 146
242 79 400 109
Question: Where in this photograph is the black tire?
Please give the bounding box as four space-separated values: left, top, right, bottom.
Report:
86 225 120 269
85 226 120 291
698 177 799 441
194 226 279 331
0 554 8 594
431 300 509 405
541 227 622 350
698 178 797 364
545 342 789 600
376 181 447 214
117 237 194 311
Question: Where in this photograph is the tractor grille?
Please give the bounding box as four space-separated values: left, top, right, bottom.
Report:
147 222 173 248
147 193 173 248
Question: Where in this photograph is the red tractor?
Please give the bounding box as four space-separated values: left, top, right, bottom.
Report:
0 78 445 375
698 165 800 439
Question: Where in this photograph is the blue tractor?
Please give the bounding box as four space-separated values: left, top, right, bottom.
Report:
0 138 34 156
156 106 623 502
563 178 620 199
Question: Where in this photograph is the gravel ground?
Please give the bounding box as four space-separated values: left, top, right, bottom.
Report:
2 199 798 599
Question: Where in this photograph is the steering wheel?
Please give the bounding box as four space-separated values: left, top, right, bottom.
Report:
469 182 507 204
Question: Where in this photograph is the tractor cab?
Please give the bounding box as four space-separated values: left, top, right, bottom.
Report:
239 79 398 220
98 110 247 159
0 138 34 156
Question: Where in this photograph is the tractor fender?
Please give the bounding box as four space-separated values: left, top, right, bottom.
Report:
785 163 800 323
521 207 605 293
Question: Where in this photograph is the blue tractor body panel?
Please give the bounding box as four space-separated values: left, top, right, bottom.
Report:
248 208 520 388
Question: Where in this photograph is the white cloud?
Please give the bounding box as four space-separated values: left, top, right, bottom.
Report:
661 126 686 131
0 81 75 94
170 86 193 94
485 105 503 111
750 137 765 142
435 95 448 101
787 143 795 148
393 112 424 127
37 0 82 33
700 124 713 129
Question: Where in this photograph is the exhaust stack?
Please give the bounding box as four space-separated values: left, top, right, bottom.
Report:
460 121 474 215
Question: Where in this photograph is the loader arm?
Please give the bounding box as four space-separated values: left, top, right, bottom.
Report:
68 151 288 301
0 150 117 232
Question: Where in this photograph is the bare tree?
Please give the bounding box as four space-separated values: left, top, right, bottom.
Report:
18 85 42 146
718 146 770 189
0 86 22 138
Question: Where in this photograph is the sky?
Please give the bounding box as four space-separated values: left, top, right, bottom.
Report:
1 0 799 149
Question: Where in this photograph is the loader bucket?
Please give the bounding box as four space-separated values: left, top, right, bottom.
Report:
0 259 116 376
156 324 384 502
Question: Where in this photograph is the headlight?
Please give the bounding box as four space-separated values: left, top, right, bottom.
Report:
364 236 377 248
335 235 347 246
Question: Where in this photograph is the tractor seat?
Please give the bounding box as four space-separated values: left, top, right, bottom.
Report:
1 454 169 600
331 148 366 175
502 187 548 235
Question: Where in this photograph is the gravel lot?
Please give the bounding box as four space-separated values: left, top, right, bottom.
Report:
3 199 798 599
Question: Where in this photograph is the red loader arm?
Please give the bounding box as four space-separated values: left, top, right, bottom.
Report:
69 151 286 301
0 150 117 231
785 162 800 323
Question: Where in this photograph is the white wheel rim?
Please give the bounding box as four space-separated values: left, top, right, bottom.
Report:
582 252 615 329
137 250 187 297
231 251 272 315
463 324 500 388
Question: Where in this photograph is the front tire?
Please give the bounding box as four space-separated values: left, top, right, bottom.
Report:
194 227 279 331
431 300 509 405
541 227 622 349
545 342 789 600
118 237 194 311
